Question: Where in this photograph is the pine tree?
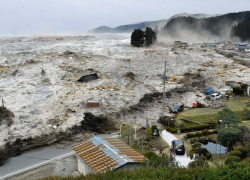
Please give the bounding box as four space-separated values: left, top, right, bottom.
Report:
145 27 157 46
131 29 145 47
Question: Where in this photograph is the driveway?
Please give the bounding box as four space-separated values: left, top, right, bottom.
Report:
161 130 193 167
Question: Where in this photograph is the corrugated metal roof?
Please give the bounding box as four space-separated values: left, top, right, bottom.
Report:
72 136 144 173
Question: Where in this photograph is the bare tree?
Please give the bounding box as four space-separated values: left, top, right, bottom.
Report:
137 129 150 153
153 138 168 155
121 124 135 146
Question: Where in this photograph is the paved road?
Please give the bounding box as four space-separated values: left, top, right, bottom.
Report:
161 130 193 167
0 134 118 179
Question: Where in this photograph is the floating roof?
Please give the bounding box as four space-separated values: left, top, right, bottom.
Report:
204 87 214 95
72 137 144 173
78 73 99 82
235 42 249 46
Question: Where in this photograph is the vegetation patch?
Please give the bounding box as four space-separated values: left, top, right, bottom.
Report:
0 106 14 126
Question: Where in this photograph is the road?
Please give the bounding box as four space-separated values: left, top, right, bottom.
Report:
161 130 193 167
0 134 118 180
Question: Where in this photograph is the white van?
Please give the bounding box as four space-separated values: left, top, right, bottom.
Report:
210 93 222 100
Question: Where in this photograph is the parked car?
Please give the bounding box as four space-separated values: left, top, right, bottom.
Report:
210 93 222 100
220 89 229 96
172 140 185 155
170 104 184 113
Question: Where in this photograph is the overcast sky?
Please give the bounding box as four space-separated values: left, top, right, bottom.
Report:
0 0 250 35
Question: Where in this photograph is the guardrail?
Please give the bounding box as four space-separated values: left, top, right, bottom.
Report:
0 152 75 180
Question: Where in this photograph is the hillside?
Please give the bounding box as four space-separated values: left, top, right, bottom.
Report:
160 11 250 42
89 13 215 33
231 17 250 41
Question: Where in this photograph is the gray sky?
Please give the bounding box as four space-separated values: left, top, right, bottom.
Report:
0 0 250 35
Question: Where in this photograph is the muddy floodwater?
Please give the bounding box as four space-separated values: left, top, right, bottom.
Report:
0 34 250 146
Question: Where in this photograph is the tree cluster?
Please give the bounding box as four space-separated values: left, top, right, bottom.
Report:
131 27 157 47
230 18 250 41
161 11 250 40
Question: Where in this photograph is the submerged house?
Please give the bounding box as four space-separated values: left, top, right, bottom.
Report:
174 41 188 48
72 136 145 176
234 43 250 52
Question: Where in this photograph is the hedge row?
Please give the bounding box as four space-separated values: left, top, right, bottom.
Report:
166 127 178 134
180 124 217 133
186 129 218 138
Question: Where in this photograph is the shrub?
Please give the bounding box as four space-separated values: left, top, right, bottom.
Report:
195 132 202 137
225 156 241 165
166 127 178 134
228 151 242 158
235 147 248 158
0 106 14 127
205 153 212 160
242 108 250 120
192 142 202 149
186 133 195 138
144 152 159 160
189 160 209 168
201 130 210 136
212 129 218 134
233 86 244 95
190 149 194 159
199 148 209 156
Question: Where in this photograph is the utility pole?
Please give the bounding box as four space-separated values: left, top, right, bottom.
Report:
2 98 4 108
161 61 167 120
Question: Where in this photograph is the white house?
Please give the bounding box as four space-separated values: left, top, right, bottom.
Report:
72 136 145 176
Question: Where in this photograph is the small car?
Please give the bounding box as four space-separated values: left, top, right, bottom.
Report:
210 93 222 100
172 140 185 155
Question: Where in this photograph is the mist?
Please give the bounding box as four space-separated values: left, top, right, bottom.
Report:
1 0 250 36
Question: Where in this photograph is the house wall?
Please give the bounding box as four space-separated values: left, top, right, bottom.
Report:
77 155 94 176
116 163 142 171
248 86 250 96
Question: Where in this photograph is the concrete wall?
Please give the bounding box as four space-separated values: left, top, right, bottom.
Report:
77 155 94 176
117 163 142 171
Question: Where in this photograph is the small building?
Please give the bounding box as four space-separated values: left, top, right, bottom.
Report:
234 42 250 52
174 41 182 48
174 41 188 48
72 136 145 176
87 100 100 107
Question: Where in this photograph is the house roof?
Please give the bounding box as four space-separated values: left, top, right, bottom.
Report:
235 42 249 46
78 73 99 82
72 137 144 173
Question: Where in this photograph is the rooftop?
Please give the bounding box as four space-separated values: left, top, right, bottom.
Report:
72 137 145 173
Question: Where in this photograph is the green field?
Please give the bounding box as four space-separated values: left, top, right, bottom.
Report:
176 96 250 127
